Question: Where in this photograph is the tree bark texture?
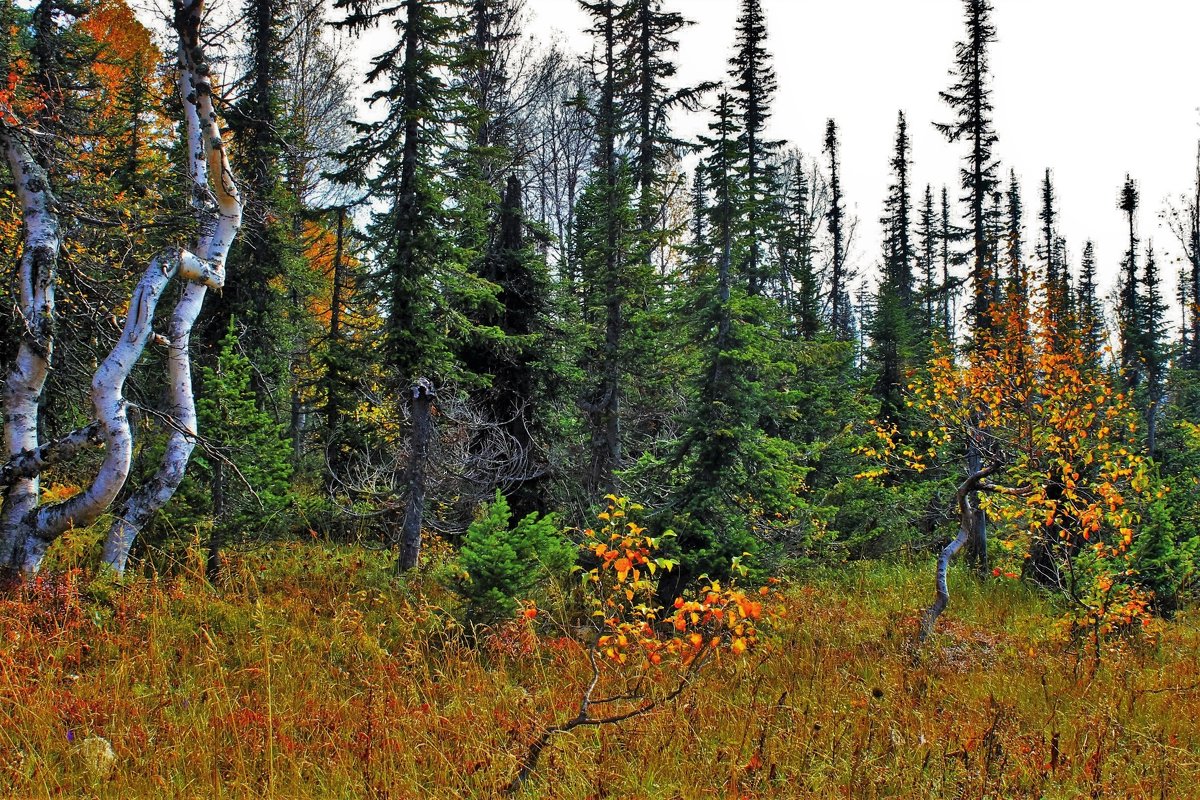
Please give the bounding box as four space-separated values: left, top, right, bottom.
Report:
398 379 436 572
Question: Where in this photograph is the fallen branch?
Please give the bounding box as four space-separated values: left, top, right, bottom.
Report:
506 646 707 794
0 422 102 488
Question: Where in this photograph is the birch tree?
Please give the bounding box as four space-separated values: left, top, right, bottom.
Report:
0 0 242 576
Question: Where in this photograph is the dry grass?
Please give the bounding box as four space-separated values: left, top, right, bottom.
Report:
1 544 1197 799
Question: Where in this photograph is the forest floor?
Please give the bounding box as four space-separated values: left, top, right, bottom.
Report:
1 542 1197 799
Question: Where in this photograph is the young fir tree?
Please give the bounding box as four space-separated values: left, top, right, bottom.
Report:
728 0 780 297
825 119 853 341
936 0 1000 341
192 323 294 579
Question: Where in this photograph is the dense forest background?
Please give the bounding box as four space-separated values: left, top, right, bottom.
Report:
0 0 1198 630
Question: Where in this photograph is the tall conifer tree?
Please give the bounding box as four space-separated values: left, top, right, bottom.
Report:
825 119 852 341
869 113 917 422
728 0 779 296
936 0 999 340
1117 175 1143 390
333 0 469 384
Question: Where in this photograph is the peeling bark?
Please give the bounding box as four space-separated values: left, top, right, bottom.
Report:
0 126 61 573
103 0 242 574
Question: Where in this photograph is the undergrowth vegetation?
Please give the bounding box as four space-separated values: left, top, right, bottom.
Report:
1 543 1196 799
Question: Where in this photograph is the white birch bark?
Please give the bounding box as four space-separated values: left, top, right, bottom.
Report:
21 251 190 571
103 0 242 573
0 128 60 571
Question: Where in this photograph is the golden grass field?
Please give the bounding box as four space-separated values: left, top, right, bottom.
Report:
1 543 1197 799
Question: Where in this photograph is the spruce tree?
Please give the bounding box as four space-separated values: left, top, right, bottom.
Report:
939 186 961 340
461 175 551 516
917 185 939 343
191 323 294 579
728 0 779 296
1142 242 1169 458
1002 171 1030 367
936 0 1000 341
936 0 1000 574
218 0 312 458
1117 175 1143 390
825 119 852 341
619 0 696 274
657 91 799 597
1038 169 1072 351
1183 146 1200 369
1077 241 1105 369
333 0 468 385
869 113 917 422
789 157 822 339
577 0 628 494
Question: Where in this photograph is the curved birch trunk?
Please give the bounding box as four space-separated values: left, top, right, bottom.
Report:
22 251 218 571
103 0 242 574
0 128 60 572
918 464 998 643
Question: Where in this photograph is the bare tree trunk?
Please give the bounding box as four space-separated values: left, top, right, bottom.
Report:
919 464 997 643
964 422 989 576
397 379 435 572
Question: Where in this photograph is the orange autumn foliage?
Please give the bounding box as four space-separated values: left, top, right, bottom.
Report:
860 283 1159 637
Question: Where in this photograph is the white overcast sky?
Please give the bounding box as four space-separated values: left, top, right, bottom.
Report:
520 0 1200 309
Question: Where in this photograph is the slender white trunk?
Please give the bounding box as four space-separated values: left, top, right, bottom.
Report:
0 128 60 571
103 3 242 574
23 252 184 571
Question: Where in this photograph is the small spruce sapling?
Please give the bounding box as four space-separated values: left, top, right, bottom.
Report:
456 490 574 626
